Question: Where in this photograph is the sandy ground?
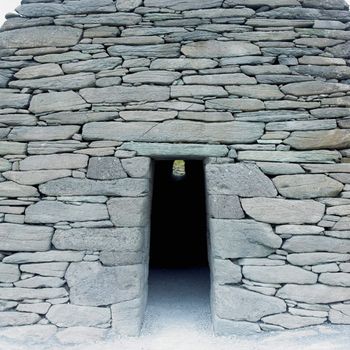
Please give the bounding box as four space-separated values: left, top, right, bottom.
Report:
0 268 349 350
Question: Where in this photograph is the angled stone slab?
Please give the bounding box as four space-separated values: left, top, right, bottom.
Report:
266 119 336 131
20 262 68 278
0 312 40 327
241 198 325 224
211 219 282 259
214 285 286 322
80 86 170 103
0 142 26 156
14 63 63 79
329 304 350 324
108 44 180 57
206 163 277 197
39 178 149 196
185 74 256 86
171 85 228 98
319 272 350 287
281 81 350 96
62 57 122 74
0 263 20 283
8 126 80 141
0 93 31 109
53 227 144 252
123 70 180 85
287 253 350 266
25 201 109 224
181 40 261 58
120 142 228 158
144 0 222 10
236 110 309 122
0 26 82 49
3 170 71 186
225 0 300 8
55 13 141 26
0 115 37 127
0 181 39 197
183 8 254 19
3 251 84 264
150 58 218 70
0 287 67 301
262 313 325 329
40 111 117 125
226 85 283 100
20 154 88 170
0 223 53 252
292 65 350 80
206 98 265 112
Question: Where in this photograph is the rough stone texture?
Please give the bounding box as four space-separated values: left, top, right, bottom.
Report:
262 314 325 329
87 157 127 180
0 312 40 327
19 154 88 170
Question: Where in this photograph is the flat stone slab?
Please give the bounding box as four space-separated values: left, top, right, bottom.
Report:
0 263 20 283
55 326 107 345
262 313 325 329
211 219 282 259
19 154 88 170
0 181 39 197
3 251 84 264
287 253 350 266
0 312 40 327
3 170 71 186
0 287 67 301
241 198 325 224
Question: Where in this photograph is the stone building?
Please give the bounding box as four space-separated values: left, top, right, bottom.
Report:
0 0 350 340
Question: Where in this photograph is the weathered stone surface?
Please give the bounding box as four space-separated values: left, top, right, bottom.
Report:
302 164 350 173
171 85 228 98
181 40 260 58
87 157 127 180
206 163 277 197
0 26 82 49
262 314 325 329
184 74 256 86
83 121 264 144
225 0 300 7
277 284 350 304
3 251 84 264
0 93 31 109
213 259 242 285
20 262 68 278
25 201 109 224
55 326 107 345
20 154 88 170
100 251 143 266
108 44 180 57
283 236 350 254
273 175 343 199
226 85 283 100
208 195 244 219
47 305 110 327
107 197 149 227
276 225 324 235
329 304 350 324
8 126 80 142
0 263 20 283
15 277 65 288
0 325 57 343
206 98 265 112
0 141 26 156
0 182 39 198
17 303 50 315
0 287 67 301
55 13 141 26
241 198 325 224
117 0 142 11
144 0 222 10
150 58 217 70
292 65 350 80
281 81 350 96
80 86 170 104
0 224 53 252
214 285 286 322
123 71 180 85
183 8 254 18
0 114 37 127
178 112 233 122
15 63 63 80
62 58 122 74
214 318 261 336
66 262 144 306
236 110 309 122
319 273 350 287
285 129 350 150
211 219 282 259
53 227 144 251
266 120 336 131
29 91 89 114
40 111 116 125
27 141 88 155
39 178 148 197
3 170 71 186
243 265 317 285
120 111 177 122
0 312 40 327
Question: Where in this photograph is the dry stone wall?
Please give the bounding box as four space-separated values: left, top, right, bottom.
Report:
0 0 350 341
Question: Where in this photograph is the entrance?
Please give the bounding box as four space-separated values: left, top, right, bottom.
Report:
143 160 211 334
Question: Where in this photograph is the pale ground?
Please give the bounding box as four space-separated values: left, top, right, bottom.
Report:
0 269 349 350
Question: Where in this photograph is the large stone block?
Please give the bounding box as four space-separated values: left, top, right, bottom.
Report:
25 201 109 224
262 313 325 329
46 304 111 327
206 163 277 197
214 285 286 322
0 312 40 327
20 154 88 170
0 223 53 252
0 26 82 49
0 93 31 109
107 197 149 227
225 0 300 8
319 273 350 287
144 0 222 10
0 181 39 197
0 263 20 283
0 287 67 301
281 81 350 96
20 262 68 278
3 170 71 186
210 219 282 259
66 262 144 306
273 174 343 199
287 253 350 266
329 304 350 324
208 195 244 219
108 44 180 58
87 157 127 180
241 198 325 224
53 227 144 251
0 142 26 156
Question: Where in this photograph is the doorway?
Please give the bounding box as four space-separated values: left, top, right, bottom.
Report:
142 160 211 335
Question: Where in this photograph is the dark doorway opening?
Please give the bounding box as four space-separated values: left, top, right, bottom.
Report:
149 160 208 269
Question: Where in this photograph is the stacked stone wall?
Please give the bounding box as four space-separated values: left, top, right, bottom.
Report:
0 0 349 340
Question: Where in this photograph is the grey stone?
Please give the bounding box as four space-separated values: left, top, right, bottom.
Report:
302 164 350 173
262 314 325 329
87 157 127 180
0 93 31 109
276 225 324 235
0 301 18 312
208 195 244 219
0 69 13 87
55 326 107 345
0 114 37 127
14 64 63 80
181 40 260 58
183 8 254 18
3 251 84 264
237 150 341 163
120 142 228 158
100 251 143 266
328 42 350 58
0 223 53 252
273 175 343 199
80 86 170 104
15 277 65 288
0 312 40 327
25 201 109 224
20 262 68 278
55 13 141 26
292 65 350 80
117 0 142 11
20 154 88 170
121 157 151 178
8 126 80 142
295 37 344 48
0 26 82 49
10 73 95 91
3 170 71 186
29 91 89 114
256 162 305 175
241 198 325 224
66 262 144 306
213 259 242 285
40 112 117 125
123 71 180 85
277 284 350 304
0 263 20 283
150 58 218 70
144 0 222 10
266 120 336 131
243 265 317 285
214 317 261 336
62 58 122 74
226 85 283 100
178 112 233 122
53 227 144 251
0 142 26 155
108 44 180 57
206 163 277 197
283 236 350 254
319 273 350 287
210 219 282 259
184 74 256 85
236 110 310 122
107 197 149 227
205 98 265 112
0 182 39 198
83 121 264 144
47 304 110 327
39 178 148 197
225 0 300 7
285 129 350 150
214 285 286 322
329 304 350 324
281 81 350 96
27 141 88 155
16 303 50 315
242 65 290 76
0 287 67 301
0 325 57 343
171 85 228 98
